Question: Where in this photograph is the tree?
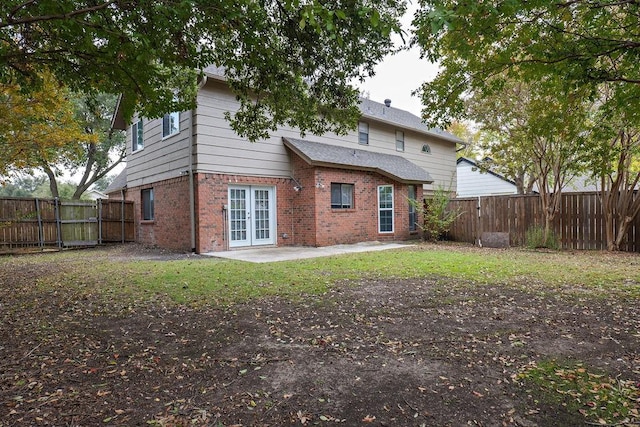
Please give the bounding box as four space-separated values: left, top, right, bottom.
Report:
413 0 640 130
0 72 95 176
587 86 640 251
1 0 405 141
0 175 47 197
37 92 125 199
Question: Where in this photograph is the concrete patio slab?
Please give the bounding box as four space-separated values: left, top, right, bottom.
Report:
203 241 413 263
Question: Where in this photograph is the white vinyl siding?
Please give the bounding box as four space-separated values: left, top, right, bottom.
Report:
125 110 191 188
456 160 517 197
125 79 458 191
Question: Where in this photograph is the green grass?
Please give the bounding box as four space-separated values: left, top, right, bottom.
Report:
4 244 637 306
518 360 640 425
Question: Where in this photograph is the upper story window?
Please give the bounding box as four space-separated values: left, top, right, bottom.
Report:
331 183 354 209
162 112 180 138
358 121 369 145
395 130 404 152
132 118 144 152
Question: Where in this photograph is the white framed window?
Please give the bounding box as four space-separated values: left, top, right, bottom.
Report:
162 112 180 138
408 185 417 231
395 130 404 152
142 188 154 221
378 185 394 233
331 183 354 209
132 118 144 152
358 121 369 145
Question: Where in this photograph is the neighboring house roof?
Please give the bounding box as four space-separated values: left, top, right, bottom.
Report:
283 137 433 184
457 157 517 186
84 189 108 200
105 169 127 193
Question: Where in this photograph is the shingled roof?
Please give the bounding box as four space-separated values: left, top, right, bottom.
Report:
283 137 433 184
105 169 127 194
359 98 460 144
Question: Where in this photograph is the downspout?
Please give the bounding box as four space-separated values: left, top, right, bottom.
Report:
189 74 208 253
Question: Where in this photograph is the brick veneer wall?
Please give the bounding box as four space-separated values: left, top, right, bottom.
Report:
194 173 295 253
290 153 423 247
126 176 192 251
124 165 422 253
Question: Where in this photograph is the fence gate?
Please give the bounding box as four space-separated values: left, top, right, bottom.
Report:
58 200 99 247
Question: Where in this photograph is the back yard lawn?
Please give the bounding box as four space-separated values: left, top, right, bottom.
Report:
0 243 638 426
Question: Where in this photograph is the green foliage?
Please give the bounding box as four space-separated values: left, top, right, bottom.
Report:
525 226 559 250
410 186 462 242
413 0 640 131
0 175 47 197
518 360 640 425
1 0 405 141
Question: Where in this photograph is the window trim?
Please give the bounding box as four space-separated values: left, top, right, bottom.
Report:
330 183 354 209
132 118 144 152
378 184 394 233
142 188 154 221
408 185 417 232
395 130 404 152
358 121 369 145
162 111 180 138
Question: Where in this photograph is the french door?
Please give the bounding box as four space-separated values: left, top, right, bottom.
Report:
228 186 276 248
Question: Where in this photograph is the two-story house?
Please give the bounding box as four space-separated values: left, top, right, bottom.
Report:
107 67 461 253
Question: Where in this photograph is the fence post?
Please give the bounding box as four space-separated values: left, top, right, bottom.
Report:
98 199 103 245
35 198 44 248
121 199 125 243
54 197 62 248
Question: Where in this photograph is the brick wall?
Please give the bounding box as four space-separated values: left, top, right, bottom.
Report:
291 153 422 247
194 173 295 253
125 176 192 251
124 166 422 252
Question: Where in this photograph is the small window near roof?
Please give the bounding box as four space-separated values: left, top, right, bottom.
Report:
358 121 369 145
395 130 404 152
132 118 143 152
162 112 180 138
421 144 431 154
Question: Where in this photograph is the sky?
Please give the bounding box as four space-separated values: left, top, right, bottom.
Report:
357 2 440 117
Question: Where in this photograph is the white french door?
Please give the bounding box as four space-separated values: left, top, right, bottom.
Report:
228 186 276 248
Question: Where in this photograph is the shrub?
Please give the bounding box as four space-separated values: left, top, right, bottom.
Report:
411 185 462 242
525 225 559 249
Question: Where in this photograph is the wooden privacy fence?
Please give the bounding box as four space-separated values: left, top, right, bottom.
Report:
447 191 640 252
0 197 135 252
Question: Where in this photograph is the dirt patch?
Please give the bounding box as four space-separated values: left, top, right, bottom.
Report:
0 246 638 426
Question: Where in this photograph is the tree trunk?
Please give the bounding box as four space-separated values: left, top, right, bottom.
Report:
42 165 59 199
